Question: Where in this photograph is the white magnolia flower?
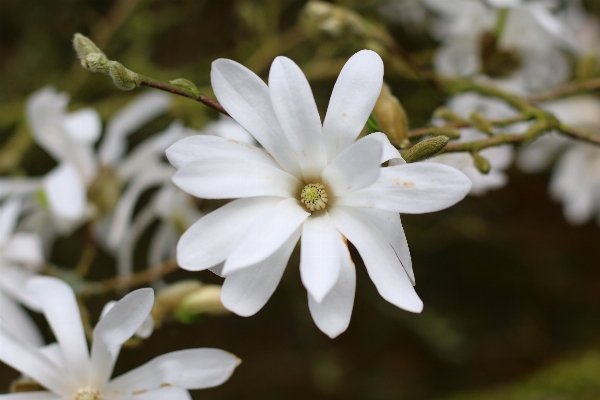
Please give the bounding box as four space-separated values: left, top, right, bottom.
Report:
429 93 516 195
0 276 239 399
166 50 471 338
0 199 44 346
518 96 600 225
422 0 572 93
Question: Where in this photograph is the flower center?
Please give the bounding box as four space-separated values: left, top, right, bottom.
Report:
75 387 103 400
300 183 328 211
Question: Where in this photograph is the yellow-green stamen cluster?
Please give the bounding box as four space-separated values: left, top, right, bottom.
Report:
300 183 328 211
75 387 103 400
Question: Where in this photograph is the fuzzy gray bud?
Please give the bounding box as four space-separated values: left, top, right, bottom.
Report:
108 61 139 90
403 136 449 163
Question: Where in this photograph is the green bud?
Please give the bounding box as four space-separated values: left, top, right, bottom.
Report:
175 284 229 320
83 53 109 73
431 127 461 140
469 111 493 136
72 33 105 63
403 136 449 163
169 78 199 95
108 61 139 90
472 152 491 174
372 82 409 147
577 53 599 80
433 107 464 123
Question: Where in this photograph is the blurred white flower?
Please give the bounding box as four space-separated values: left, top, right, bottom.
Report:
429 93 516 195
0 198 44 346
518 95 600 225
0 276 239 399
167 50 471 338
422 0 573 92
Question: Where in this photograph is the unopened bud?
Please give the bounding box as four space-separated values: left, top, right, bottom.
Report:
108 61 138 90
175 284 229 322
87 167 122 216
472 152 491 174
431 127 461 140
300 1 366 40
577 53 598 80
433 107 464 123
152 280 204 325
73 33 105 63
83 53 109 74
169 78 199 95
403 136 449 163
469 111 493 136
372 82 409 147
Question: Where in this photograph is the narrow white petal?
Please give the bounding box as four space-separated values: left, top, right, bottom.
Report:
1 264 42 311
108 349 239 392
308 238 356 338
26 277 90 384
166 134 280 170
0 321 71 395
300 212 342 302
358 208 414 284
321 134 383 197
0 178 40 202
5 233 44 266
336 163 472 213
177 197 281 271
329 206 423 313
211 59 302 177
0 292 43 346
269 56 327 182
368 132 403 163
90 289 154 387
223 198 309 273
63 108 102 144
0 198 21 245
204 115 257 145
99 92 171 166
42 162 87 221
172 156 302 199
221 228 300 316
322 50 384 162
0 392 59 399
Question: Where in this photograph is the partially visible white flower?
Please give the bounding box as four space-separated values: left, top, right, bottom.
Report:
429 93 516 195
518 95 600 225
167 50 472 338
0 276 240 399
423 0 573 93
377 0 429 35
0 199 44 346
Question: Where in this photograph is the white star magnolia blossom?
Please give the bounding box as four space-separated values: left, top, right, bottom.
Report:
517 96 600 225
166 50 472 338
0 199 44 346
0 277 239 399
429 93 516 195
422 0 574 93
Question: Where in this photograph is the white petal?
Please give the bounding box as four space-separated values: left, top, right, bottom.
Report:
0 291 43 346
221 228 300 316
108 348 239 392
223 198 309 273
308 238 356 338
368 132 403 163
204 115 257 145
321 134 383 197
300 212 341 302
329 206 423 312
0 264 42 311
166 134 279 170
0 198 21 245
42 162 87 221
5 233 44 266
322 50 384 162
119 386 191 400
90 288 154 387
26 277 90 384
63 108 102 144
0 178 41 202
0 392 59 399
177 197 281 271
336 163 472 213
99 92 171 166
358 208 414 284
269 56 327 182
211 59 302 178
172 155 302 199
0 320 71 395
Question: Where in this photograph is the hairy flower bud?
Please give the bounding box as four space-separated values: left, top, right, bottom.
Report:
433 107 464 123
403 136 449 163
469 111 493 136
372 82 409 148
108 61 138 90
472 152 491 174
176 285 230 322
169 78 200 95
73 33 105 63
152 280 204 325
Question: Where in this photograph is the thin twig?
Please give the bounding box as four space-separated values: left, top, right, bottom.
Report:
529 78 600 102
407 116 532 139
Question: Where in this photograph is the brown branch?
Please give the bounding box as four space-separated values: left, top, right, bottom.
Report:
528 78 600 102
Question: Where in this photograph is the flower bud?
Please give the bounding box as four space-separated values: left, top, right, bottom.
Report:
83 53 109 74
403 136 449 163
472 152 491 174
300 1 366 40
108 61 138 91
87 167 122 216
169 78 200 95
152 280 204 325
577 53 598 80
469 111 493 136
431 127 461 140
372 82 409 147
175 284 230 322
433 107 464 123
73 33 105 63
